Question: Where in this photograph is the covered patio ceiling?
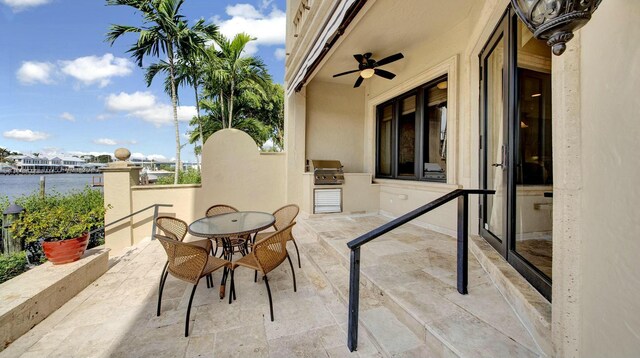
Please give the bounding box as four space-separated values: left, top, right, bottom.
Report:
312 0 477 86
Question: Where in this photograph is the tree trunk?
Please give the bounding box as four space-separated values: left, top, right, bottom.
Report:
228 79 235 128
168 44 181 185
194 84 203 172
219 90 226 128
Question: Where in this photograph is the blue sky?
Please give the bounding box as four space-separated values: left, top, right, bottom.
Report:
0 0 286 162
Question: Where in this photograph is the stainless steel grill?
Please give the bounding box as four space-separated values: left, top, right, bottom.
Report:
310 160 344 185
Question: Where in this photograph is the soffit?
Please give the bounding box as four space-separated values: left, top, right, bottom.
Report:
314 0 475 86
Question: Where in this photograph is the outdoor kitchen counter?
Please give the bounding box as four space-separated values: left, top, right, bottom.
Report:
302 173 380 215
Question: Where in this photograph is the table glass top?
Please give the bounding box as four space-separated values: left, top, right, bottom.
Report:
189 211 275 237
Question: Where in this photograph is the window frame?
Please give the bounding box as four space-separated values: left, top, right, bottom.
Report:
374 74 449 182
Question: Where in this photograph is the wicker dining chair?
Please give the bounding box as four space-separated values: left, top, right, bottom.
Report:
156 216 214 290
205 204 248 257
254 204 301 268
155 234 231 337
205 204 239 217
229 222 297 321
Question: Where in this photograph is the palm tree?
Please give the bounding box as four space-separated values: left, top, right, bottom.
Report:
106 0 217 184
145 50 209 171
188 98 270 148
206 33 271 128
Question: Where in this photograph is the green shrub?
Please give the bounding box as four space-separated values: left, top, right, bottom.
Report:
155 168 201 185
10 187 108 244
0 251 28 284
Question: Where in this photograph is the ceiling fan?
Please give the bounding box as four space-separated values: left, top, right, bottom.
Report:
333 52 404 88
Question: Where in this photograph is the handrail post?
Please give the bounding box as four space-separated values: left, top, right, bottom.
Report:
457 192 469 294
347 247 361 352
151 205 160 240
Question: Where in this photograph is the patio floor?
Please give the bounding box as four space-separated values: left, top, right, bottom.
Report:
0 225 381 358
1 214 544 357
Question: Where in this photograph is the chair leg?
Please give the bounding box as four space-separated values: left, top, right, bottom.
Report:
228 269 236 304
264 275 274 321
157 270 169 317
291 239 301 268
206 274 214 289
158 261 168 294
286 253 297 292
254 270 258 283
185 283 198 337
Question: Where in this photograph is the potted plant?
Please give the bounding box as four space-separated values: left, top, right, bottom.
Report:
11 203 104 265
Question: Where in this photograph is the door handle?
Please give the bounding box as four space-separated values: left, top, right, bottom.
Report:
492 145 506 169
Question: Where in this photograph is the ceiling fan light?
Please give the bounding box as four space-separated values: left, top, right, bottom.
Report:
360 68 375 79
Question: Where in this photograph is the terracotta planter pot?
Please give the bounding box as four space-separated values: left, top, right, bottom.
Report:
42 233 89 265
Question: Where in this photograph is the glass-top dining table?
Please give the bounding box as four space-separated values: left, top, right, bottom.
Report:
188 211 275 298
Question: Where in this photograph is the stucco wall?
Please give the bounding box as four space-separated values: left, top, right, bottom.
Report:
198 129 286 214
578 0 640 356
104 129 287 254
306 81 366 172
130 185 200 243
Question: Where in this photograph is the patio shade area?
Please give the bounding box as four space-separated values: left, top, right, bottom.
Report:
1 215 544 357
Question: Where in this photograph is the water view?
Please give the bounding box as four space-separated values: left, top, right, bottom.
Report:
0 174 101 202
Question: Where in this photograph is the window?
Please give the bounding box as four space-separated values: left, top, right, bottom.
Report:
375 75 448 182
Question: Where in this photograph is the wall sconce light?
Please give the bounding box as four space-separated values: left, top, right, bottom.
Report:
511 0 602 55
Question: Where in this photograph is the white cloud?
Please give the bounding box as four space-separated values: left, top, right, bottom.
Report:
95 114 110 121
226 4 262 19
59 112 75 122
216 3 285 53
60 54 133 87
105 91 156 112
131 104 197 126
105 91 197 126
147 154 168 161
93 138 137 146
16 61 55 85
94 138 118 146
1 0 50 11
274 48 286 60
17 54 132 87
3 129 50 142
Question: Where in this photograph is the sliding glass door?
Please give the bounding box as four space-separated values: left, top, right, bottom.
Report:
480 8 553 300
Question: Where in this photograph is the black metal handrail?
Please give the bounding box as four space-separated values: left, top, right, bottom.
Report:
346 189 494 352
88 203 173 238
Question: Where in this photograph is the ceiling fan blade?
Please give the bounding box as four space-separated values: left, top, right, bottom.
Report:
354 54 365 64
375 69 396 80
375 53 404 67
354 76 364 88
333 69 360 77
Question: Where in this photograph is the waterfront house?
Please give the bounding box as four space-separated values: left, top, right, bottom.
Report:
5 155 87 173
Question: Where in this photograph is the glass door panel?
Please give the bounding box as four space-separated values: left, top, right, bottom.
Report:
398 95 417 177
514 20 553 280
378 104 393 176
485 40 506 241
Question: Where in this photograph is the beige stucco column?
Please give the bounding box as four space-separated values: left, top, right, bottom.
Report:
101 152 141 256
285 88 307 207
551 32 582 358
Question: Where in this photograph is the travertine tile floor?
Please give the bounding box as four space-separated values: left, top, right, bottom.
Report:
2 215 544 358
0 227 382 358
301 215 543 358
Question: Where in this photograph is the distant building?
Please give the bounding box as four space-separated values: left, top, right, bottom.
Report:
4 155 91 173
